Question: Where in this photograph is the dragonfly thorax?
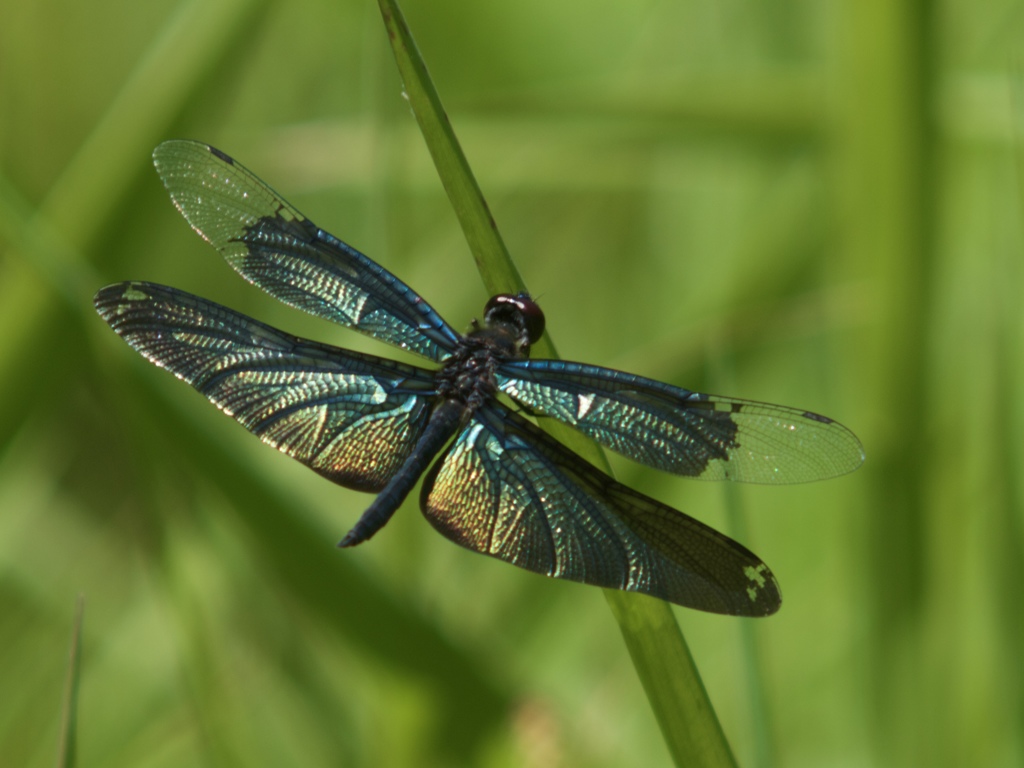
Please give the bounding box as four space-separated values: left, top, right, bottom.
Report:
434 295 543 411
435 334 510 410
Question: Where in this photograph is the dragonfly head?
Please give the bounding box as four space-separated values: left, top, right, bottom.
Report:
484 293 546 349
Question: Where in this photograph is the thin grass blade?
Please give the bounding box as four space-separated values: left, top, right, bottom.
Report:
54 595 85 768
376 2 737 764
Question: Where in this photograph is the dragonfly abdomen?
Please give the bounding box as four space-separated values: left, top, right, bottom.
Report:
336 399 467 547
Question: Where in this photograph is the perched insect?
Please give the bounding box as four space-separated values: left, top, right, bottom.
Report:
94 141 864 616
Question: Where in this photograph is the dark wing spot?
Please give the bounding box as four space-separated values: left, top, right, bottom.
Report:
209 146 234 164
802 411 834 424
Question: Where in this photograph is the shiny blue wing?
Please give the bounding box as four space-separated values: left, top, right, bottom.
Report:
152 140 461 362
94 281 436 491
420 404 780 615
497 359 864 484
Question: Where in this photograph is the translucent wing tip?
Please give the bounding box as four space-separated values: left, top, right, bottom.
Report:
150 140 266 255
152 138 211 167
805 413 866 479
726 408 866 484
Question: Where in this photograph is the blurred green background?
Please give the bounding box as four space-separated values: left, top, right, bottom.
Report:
2 0 1022 766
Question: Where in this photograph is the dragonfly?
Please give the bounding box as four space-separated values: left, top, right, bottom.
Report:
94 140 864 616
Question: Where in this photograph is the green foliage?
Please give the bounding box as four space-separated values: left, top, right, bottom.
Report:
1 1 1022 766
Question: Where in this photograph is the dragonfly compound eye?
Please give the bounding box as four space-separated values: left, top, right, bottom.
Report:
484 293 545 344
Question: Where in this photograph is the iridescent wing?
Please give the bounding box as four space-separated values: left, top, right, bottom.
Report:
94 282 437 491
421 404 780 615
497 360 864 484
152 140 461 362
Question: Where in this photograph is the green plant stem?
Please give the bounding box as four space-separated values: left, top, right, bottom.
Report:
376 1 737 765
55 595 85 768
606 593 737 767
376 0 524 301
